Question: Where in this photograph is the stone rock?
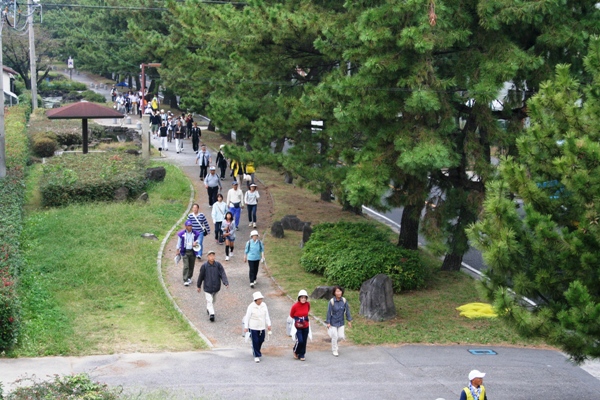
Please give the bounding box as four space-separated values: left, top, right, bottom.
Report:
284 171 294 184
302 223 313 245
145 166 166 182
114 186 129 201
271 221 284 238
281 215 310 231
359 274 396 321
310 286 336 301
137 192 149 202
125 149 140 156
141 233 158 240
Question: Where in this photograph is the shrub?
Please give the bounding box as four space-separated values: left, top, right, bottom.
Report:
40 153 148 207
38 80 87 92
55 131 82 146
80 90 108 103
0 104 30 352
32 137 58 157
5 373 121 399
301 222 426 292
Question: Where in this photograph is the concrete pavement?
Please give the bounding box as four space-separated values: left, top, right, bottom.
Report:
2 345 600 399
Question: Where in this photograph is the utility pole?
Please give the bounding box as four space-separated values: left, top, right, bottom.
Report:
28 1 37 110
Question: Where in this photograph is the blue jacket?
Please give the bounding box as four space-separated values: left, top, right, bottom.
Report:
325 297 352 327
245 239 264 261
177 229 200 256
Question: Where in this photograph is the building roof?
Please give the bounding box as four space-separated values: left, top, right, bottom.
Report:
46 101 124 119
3 66 18 76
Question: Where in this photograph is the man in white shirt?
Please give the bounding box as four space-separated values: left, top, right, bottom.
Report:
226 181 244 230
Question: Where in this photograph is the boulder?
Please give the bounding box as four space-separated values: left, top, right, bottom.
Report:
271 221 284 238
145 166 166 182
359 274 396 321
281 215 310 231
140 233 158 240
284 171 294 184
137 192 149 202
302 223 313 245
125 149 140 156
310 286 336 301
114 186 129 201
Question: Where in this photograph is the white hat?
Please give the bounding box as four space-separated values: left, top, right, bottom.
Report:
297 289 308 300
250 230 259 237
209 166 216 170
161 109 164 112
220 144 225 149
253 291 264 301
468 370 486 381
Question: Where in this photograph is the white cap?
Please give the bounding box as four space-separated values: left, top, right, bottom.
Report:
468 370 486 381
209 166 216 170
220 144 225 149
250 230 259 237
297 289 308 300
253 291 264 301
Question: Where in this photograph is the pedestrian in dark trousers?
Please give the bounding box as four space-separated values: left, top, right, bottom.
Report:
216 145 228 180
176 220 200 286
245 183 260 228
204 166 222 206
191 122 201 153
244 230 265 288
196 144 211 180
211 193 227 245
243 291 272 363
196 250 229 322
290 290 311 361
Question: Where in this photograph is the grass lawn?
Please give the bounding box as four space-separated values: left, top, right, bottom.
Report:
12 162 206 356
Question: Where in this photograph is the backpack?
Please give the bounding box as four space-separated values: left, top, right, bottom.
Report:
330 297 347 306
246 239 264 254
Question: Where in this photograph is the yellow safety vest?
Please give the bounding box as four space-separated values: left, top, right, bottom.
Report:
463 385 485 400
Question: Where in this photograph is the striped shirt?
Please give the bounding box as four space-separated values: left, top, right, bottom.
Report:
187 212 211 234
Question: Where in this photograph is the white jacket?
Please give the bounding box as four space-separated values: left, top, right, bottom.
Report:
243 301 271 331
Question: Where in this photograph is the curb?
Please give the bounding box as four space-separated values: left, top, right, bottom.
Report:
155 179 215 349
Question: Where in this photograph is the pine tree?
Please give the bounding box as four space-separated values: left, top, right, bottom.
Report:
468 38 600 362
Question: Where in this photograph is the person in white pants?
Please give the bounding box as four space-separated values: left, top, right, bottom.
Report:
196 250 229 322
325 285 352 357
159 122 169 151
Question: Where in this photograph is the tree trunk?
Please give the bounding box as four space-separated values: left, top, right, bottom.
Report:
284 171 293 184
320 184 332 202
165 93 178 109
135 75 141 91
127 75 133 90
273 137 285 153
398 204 420 250
441 252 463 271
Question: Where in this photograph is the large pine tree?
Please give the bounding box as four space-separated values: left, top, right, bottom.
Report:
469 39 600 362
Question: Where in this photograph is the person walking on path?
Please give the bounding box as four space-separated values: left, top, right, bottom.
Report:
226 181 244 229
196 144 211 181
176 220 201 286
150 110 161 139
222 211 236 261
243 161 256 190
196 250 229 322
230 159 241 181
205 166 222 207
158 121 169 151
211 193 227 245
244 183 260 228
325 286 352 357
243 291 272 363
191 122 201 153
216 145 227 180
174 121 185 153
460 370 488 400
244 230 265 288
187 204 210 259
290 290 311 361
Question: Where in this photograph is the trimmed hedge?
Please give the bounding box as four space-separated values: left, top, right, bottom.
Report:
38 80 87 92
0 104 31 352
300 222 426 293
40 153 148 207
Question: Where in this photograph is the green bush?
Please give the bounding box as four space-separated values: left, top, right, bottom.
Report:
301 222 426 292
55 131 83 146
80 90 108 103
32 137 58 157
38 80 87 92
40 153 148 207
5 373 121 399
0 104 30 352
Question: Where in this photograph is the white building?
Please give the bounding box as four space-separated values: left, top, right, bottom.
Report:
3 66 18 106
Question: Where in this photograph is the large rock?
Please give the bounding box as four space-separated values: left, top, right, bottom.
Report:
141 233 158 240
114 186 129 201
359 274 396 321
302 223 313 245
137 192 149 203
271 221 284 238
281 215 310 231
145 166 166 182
310 286 336 301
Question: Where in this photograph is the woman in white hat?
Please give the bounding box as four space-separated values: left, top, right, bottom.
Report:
244 183 260 228
290 289 310 361
244 230 265 288
243 291 272 363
